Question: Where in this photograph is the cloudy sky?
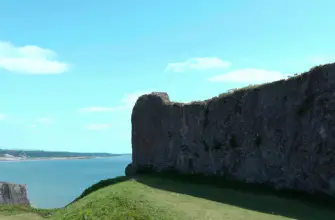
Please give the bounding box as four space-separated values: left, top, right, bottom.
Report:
0 0 334 153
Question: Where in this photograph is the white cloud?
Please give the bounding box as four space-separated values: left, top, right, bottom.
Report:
79 90 153 114
120 91 152 107
165 57 231 73
86 124 112 131
0 114 6 121
0 41 69 74
27 124 37 128
208 68 285 83
24 117 54 128
36 117 54 125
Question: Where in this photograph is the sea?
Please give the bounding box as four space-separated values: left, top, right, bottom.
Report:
0 154 131 209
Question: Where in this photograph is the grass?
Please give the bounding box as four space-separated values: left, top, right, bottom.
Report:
1 174 335 220
0 205 57 220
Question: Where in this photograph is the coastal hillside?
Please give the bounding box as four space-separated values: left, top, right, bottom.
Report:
130 63 335 197
1 175 335 220
0 149 118 159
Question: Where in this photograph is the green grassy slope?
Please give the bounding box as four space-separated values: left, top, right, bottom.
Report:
1 175 335 220
0 213 43 220
0 205 56 220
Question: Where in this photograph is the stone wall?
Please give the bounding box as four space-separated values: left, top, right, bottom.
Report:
0 182 30 205
129 63 335 197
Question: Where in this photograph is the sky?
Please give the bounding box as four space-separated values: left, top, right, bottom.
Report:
0 0 335 154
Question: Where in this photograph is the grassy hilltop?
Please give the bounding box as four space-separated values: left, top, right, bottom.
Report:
1 174 335 220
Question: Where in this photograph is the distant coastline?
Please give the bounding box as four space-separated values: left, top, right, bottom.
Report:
0 156 116 162
0 149 123 162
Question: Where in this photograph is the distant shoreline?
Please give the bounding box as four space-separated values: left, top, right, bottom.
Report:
0 156 117 162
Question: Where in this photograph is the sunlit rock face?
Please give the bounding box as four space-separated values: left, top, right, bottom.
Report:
0 182 30 205
129 63 335 197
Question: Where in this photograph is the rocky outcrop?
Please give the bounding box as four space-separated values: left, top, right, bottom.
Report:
130 63 335 197
0 182 30 205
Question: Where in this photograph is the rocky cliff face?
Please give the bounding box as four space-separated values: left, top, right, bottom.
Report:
130 63 335 197
0 182 30 205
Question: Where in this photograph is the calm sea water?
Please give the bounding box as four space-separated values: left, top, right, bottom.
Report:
0 155 131 209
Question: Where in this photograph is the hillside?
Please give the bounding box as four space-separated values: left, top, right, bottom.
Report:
1 175 335 220
0 149 118 159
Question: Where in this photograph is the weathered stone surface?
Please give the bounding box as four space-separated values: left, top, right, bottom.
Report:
130 63 335 197
0 182 30 205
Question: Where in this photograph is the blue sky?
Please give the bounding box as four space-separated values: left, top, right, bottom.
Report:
0 0 335 154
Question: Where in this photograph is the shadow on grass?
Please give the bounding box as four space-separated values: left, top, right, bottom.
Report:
134 171 335 220
68 176 131 205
